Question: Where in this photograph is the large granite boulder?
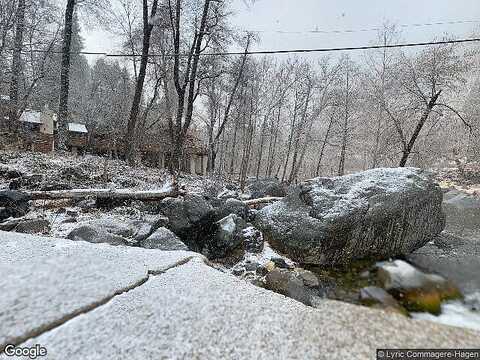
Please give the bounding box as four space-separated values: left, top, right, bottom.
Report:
246 177 287 199
255 168 445 266
158 194 216 252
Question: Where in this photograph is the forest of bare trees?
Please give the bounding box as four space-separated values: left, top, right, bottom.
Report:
0 0 479 182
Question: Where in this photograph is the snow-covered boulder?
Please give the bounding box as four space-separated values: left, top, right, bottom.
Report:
139 227 188 251
67 224 129 246
255 168 445 266
246 177 287 199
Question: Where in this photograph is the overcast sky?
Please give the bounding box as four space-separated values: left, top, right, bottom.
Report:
82 0 480 63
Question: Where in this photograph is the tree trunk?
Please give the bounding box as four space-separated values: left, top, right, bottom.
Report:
8 0 26 131
126 0 158 165
57 0 76 150
398 90 441 167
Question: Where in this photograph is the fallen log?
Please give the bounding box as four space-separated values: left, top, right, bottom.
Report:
27 186 180 201
243 196 284 206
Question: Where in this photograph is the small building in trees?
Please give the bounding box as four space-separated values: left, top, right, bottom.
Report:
67 122 88 154
90 126 208 175
18 109 55 153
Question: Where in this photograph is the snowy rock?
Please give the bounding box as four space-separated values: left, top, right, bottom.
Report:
14 218 50 234
139 227 189 251
377 260 461 314
215 198 249 221
67 224 129 246
255 168 445 266
158 194 216 252
246 177 287 199
242 226 264 253
2 231 478 358
208 214 248 259
0 190 30 221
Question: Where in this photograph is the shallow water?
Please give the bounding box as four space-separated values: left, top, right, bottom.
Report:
411 293 480 331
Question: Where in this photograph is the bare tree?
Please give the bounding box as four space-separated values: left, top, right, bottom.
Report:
125 0 159 164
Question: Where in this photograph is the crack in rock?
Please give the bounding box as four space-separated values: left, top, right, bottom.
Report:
0 255 199 353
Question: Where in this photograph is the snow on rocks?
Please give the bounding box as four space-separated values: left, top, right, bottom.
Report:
255 167 445 266
139 227 189 251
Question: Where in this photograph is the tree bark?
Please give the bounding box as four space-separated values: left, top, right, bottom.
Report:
57 0 76 150
28 187 179 201
8 0 26 131
126 0 158 165
398 90 441 167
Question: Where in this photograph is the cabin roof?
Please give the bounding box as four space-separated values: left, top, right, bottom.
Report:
20 111 42 124
68 122 88 133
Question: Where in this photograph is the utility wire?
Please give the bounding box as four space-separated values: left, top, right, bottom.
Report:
241 19 480 35
19 37 480 58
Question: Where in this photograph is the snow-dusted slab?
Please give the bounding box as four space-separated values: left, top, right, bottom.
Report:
10 258 480 360
0 231 199 350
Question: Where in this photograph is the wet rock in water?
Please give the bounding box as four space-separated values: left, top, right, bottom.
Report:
67 224 129 246
139 227 188 251
208 214 248 259
377 260 462 315
256 261 275 276
359 286 407 315
14 219 50 234
242 226 264 253
0 190 30 221
158 194 216 252
264 268 313 305
246 177 287 199
255 168 445 266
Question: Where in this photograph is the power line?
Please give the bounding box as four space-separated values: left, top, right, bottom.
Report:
240 19 480 35
21 37 480 58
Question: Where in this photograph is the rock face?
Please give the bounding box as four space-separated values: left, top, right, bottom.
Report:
158 194 216 252
0 190 30 221
14 219 50 234
255 168 445 266
139 228 189 251
67 224 129 246
442 190 480 231
66 215 168 247
246 178 287 199
208 214 247 258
